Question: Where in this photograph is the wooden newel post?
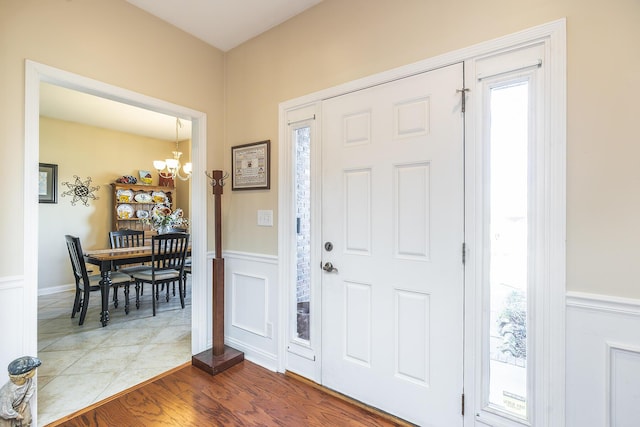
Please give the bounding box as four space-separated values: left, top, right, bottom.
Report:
192 170 244 375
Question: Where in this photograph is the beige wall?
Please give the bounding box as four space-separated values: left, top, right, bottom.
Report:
2 0 639 318
174 136 192 218
10 0 637 297
224 0 640 299
0 0 225 277
38 117 182 290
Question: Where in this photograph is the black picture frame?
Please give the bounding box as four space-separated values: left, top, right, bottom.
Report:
231 140 271 191
39 163 58 203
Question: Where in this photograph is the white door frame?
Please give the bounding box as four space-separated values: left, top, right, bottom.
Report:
23 60 210 358
278 18 565 426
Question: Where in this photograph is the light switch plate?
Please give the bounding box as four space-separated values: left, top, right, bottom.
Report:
257 210 273 227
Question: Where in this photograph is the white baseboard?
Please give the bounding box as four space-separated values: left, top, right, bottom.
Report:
38 283 74 296
225 336 278 372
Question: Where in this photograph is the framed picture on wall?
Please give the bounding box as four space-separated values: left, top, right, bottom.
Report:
231 140 270 190
39 163 58 204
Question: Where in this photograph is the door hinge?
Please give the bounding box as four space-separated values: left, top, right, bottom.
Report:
456 88 470 113
461 393 465 416
462 242 466 265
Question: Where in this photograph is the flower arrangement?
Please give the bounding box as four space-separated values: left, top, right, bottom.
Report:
142 203 189 233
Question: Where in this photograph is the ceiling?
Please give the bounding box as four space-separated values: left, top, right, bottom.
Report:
127 0 323 52
40 83 192 141
40 1 322 141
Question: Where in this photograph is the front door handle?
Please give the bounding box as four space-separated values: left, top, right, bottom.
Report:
322 262 338 273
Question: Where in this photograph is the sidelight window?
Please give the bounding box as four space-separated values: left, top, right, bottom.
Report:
486 80 530 419
470 36 567 426
295 126 312 341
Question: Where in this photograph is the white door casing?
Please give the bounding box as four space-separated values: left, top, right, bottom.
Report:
321 64 465 426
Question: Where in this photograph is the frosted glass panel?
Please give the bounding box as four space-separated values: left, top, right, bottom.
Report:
295 126 311 341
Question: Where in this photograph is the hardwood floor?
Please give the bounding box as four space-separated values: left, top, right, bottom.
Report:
48 360 412 426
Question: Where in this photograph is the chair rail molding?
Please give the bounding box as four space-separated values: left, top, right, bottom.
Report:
223 250 278 264
566 291 640 316
0 275 24 291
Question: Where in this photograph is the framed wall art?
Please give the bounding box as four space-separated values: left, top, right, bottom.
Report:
231 140 270 191
39 163 58 203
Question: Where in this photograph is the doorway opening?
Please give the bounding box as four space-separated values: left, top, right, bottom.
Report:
24 60 209 426
36 83 195 424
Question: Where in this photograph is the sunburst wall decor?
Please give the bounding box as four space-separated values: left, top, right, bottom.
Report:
61 175 100 207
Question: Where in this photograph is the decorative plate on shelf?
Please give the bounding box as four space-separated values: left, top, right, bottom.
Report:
151 204 171 217
117 204 134 219
136 210 149 219
134 193 152 203
151 191 167 204
116 189 133 203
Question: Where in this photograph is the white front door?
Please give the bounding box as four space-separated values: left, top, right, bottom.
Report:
321 63 464 426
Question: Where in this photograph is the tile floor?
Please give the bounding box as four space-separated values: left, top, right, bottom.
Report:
37 282 192 426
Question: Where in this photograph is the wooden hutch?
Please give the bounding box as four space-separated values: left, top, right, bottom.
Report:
111 183 176 239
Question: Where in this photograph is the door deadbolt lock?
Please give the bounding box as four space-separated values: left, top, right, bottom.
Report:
324 242 333 251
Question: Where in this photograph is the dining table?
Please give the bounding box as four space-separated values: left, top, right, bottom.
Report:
84 245 190 326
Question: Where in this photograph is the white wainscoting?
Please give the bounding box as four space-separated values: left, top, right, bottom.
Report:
0 276 27 372
223 251 279 372
566 292 640 427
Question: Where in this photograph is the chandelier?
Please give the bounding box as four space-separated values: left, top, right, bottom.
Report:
153 117 192 181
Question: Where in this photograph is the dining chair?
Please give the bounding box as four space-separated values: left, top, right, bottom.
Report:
131 232 189 316
65 235 132 325
163 230 190 299
109 229 144 249
165 228 189 297
178 257 191 299
109 230 148 275
109 229 148 303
